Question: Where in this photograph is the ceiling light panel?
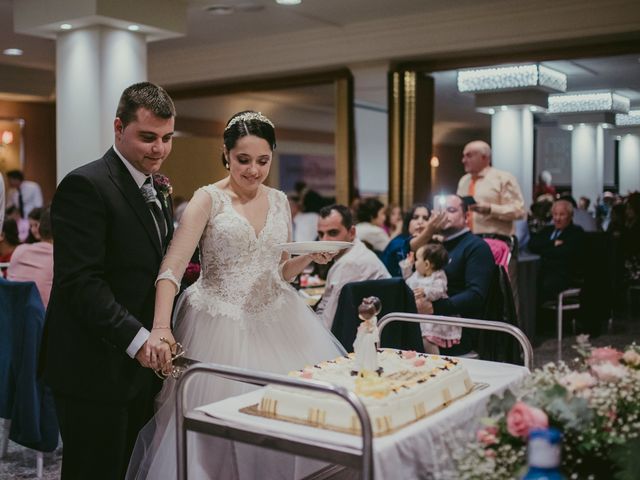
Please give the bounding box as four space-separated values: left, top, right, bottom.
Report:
616 110 640 126
457 64 567 93
548 92 630 114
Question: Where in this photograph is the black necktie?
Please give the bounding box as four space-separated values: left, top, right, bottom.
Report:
141 178 167 246
18 187 25 218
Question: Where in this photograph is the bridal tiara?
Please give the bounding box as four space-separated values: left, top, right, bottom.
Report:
225 111 274 131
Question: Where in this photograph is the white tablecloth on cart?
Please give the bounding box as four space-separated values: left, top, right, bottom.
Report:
195 358 529 479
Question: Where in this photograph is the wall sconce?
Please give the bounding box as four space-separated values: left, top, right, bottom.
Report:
1 130 13 146
430 156 440 168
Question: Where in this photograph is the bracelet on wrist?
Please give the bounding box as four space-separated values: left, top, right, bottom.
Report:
152 326 171 330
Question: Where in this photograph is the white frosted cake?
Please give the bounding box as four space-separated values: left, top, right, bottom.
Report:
258 349 473 435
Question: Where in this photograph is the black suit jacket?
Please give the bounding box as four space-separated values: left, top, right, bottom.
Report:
528 222 585 301
43 148 173 402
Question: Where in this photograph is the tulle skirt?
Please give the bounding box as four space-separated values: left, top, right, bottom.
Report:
126 283 345 480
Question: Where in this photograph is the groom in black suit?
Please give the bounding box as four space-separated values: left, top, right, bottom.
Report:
43 82 176 479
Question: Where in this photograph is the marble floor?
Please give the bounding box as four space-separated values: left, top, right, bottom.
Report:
2 311 638 480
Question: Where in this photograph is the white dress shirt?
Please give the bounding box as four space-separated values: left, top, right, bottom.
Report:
292 212 319 242
355 222 390 251
9 179 43 218
316 238 390 329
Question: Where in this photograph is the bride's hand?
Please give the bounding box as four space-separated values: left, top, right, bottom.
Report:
307 251 337 264
146 328 176 371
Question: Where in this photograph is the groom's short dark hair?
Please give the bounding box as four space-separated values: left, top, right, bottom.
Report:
116 82 176 128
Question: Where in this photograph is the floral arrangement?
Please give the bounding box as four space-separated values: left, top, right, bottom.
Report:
455 336 640 480
153 174 173 207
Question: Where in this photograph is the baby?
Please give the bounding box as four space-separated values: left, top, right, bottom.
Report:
405 243 461 354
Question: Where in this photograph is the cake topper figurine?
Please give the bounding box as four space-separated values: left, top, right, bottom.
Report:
353 296 382 373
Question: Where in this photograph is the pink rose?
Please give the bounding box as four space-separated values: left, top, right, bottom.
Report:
413 358 426 367
301 368 314 379
588 347 623 365
506 401 548 439
484 449 497 458
402 350 417 359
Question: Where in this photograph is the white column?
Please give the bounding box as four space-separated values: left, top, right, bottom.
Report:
491 107 533 209
56 26 146 181
571 124 604 205
619 134 640 195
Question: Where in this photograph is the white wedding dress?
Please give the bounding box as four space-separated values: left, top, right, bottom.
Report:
127 184 344 479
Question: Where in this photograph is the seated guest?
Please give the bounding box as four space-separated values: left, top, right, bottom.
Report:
0 218 21 277
291 189 326 242
355 197 390 253
618 192 640 286
381 204 444 277
5 206 30 242
561 195 597 233
529 199 585 303
412 195 495 355
315 204 390 328
382 205 427 277
26 206 43 243
8 206 54 307
383 203 403 239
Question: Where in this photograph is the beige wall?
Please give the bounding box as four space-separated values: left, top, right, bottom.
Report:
160 136 226 201
0 99 56 204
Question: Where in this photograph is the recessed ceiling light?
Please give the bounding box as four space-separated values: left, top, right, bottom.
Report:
205 5 235 15
128 25 140 31
3 48 23 56
60 24 72 30
276 0 302 5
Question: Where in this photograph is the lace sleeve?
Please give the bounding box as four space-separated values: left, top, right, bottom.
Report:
277 190 293 269
156 187 219 294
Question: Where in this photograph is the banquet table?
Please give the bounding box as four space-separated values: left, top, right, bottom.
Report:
181 358 529 479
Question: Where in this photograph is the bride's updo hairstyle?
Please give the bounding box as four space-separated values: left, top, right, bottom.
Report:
222 110 276 168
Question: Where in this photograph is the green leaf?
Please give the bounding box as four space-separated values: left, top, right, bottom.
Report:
545 396 592 430
611 437 640 480
487 389 516 417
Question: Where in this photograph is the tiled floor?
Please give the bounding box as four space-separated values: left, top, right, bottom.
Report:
2 312 638 480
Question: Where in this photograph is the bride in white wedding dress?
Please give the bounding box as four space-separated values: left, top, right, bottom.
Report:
126 111 345 479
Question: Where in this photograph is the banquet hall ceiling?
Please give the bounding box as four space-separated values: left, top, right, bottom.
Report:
1 0 639 142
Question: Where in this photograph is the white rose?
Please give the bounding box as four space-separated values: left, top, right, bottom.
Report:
561 372 597 392
591 363 628 382
622 349 640 367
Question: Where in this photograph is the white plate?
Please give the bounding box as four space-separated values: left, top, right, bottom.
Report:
275 241 353 255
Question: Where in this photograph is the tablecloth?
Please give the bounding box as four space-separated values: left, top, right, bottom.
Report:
194 358 529 479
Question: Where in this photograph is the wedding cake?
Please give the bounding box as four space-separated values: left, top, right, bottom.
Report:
258 349 473 435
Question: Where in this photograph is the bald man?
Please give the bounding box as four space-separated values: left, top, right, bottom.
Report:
457 140 525 237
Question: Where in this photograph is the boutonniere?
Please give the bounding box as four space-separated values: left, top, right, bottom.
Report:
153 174 172 207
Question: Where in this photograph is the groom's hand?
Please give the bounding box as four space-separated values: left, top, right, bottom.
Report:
135 342 153 369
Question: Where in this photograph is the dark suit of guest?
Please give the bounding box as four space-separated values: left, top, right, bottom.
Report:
434 230 495 355
529 222 585 302
42 147 173 479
